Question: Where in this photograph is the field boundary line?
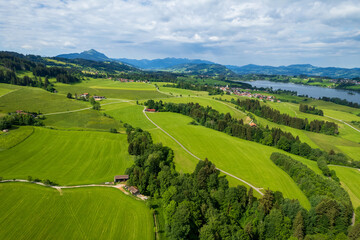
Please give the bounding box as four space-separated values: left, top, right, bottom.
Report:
142 107 264 196
0 89 19 98
5 127 35 150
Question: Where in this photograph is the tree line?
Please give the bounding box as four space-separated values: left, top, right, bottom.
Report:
123 123 359 239
270 152 359 239
235 99 338 135
144 100 360 169
0 111 44 130
320 97 360 109
299 104 324 116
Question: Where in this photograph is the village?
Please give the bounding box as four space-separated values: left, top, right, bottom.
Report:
219 85 281 102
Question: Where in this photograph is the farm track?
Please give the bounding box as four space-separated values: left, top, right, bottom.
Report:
325 115 360 133
142 107 264 196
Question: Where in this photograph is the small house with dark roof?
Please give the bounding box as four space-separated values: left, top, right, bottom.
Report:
114 175 129 182
128 186 139 195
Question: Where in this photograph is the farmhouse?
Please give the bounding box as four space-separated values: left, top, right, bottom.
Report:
114 175 129 182
145 109 156 112
128 186 139 195
2 129 9 133
249 122 257 127
80 93 89 98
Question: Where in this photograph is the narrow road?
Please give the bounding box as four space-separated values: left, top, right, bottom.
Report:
143 107 264 196
325 115 360 133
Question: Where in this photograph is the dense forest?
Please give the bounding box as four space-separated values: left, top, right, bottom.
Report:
144 100 360 169
299 104 324 116
234 99 338 135
124 123 359 239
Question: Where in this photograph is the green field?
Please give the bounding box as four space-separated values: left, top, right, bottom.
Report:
0 128 133 185
329 166 360 208
54 80 169 100
0 126 34 150
145 111 319 208
0 86 89 114
0 183 154 240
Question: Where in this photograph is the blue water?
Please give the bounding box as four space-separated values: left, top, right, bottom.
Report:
244 80 360 104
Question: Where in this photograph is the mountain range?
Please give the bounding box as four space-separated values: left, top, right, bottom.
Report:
55 49 360 78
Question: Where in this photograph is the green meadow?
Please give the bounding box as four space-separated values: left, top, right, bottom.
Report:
0 126 34 150
146 111 319 208
0 183 154 240
329 166 360 208
0 128 133 185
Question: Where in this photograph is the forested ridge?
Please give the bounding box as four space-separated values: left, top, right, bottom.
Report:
0 52 80 91
123 124 360 239
144 100 360 169
234 99 338 135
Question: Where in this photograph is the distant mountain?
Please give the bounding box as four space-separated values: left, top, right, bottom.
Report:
227 64 360 79
56 49 111 62
165 63 237 77
115 57 215 70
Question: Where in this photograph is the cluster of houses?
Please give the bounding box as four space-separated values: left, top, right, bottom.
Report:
328 79 360 85
113 175 141 196
218 86 281 103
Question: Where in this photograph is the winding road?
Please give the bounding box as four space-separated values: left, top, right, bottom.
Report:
142 107 264 196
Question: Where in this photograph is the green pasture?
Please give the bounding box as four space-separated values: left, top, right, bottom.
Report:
0 86 89 114
54 80 168 100
0 127 133 185
44 109 123 131
329 166 360 208
0 126 34 150
0 183 154 240
146 111 320 208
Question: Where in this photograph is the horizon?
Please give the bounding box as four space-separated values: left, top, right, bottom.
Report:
1 1 359 68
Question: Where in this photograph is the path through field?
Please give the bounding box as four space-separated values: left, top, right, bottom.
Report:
325 115 360 133
142 107 264 196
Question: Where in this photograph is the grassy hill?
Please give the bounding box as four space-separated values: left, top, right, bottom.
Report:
0 183 154 240
0 128 133 185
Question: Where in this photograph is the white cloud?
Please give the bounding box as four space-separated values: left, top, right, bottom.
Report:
0 0 359 67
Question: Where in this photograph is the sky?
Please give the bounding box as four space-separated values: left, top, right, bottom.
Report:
0 0 359 68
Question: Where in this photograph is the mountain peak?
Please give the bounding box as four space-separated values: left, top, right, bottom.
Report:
56 49 110 62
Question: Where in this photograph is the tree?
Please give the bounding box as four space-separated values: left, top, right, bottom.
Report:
348 223 360 240
293 211 305 240
66 92 72 99
27 176 33 182
260 189 274 215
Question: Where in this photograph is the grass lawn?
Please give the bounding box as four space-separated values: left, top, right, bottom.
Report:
0 127 133 185
0 126 34 150
146 111 316 208
43 109 124 131
0 86 89 114
0 183 154 240
329 166 360 208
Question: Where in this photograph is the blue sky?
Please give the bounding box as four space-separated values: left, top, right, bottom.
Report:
0 0 359 67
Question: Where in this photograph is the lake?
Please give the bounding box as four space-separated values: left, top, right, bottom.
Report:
243 80 360 104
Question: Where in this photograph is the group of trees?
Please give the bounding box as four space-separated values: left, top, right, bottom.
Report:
271 153 359 239
144 100 360 168
320 97 359 109
124 123 359 239
299 104 324 116
235 99 338 135
0 111 44 130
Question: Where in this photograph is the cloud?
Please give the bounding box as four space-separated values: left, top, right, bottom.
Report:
0 0 359 67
